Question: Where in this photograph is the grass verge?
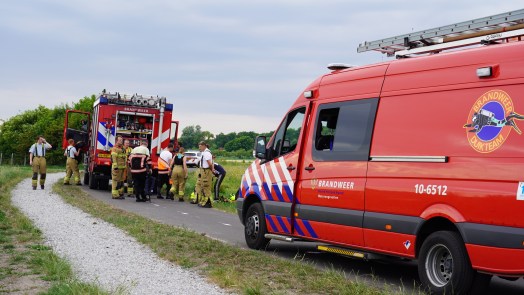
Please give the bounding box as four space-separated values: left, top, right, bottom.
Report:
54 179 418 295
0 165 112 294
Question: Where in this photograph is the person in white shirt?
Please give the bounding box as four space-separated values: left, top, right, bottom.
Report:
157 143 174 199
196 141 215 208
63 138 81 185
28 135 52 190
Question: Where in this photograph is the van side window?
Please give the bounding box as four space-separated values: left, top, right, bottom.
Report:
313 98 378 161
268 107 305 159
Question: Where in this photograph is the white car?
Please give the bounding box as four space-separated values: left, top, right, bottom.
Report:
184 151 201 167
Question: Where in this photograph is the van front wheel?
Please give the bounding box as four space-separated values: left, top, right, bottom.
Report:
418 231 474 294
244 203 270 250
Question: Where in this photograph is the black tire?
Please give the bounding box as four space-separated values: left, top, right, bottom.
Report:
83 171 89 185
99 178 109 191
418 231 475 294
88 172 97 189
244 203 270 250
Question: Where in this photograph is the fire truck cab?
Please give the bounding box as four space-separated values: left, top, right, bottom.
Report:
63 90 178 190
237 10 524 294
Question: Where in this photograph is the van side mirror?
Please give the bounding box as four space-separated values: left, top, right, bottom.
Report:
254 136 267 159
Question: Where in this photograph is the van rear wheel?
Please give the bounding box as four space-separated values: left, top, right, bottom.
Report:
418 231 474 294
244 203 270 250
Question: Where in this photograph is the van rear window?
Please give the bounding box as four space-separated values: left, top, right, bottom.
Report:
313 98 378 161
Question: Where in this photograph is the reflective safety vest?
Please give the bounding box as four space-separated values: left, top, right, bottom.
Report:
111 146 127 169
158 150 171 174
129 153 151 173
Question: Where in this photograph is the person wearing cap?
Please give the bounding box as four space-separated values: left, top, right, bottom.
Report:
128 139 151 202
196 141 214 208
63 138 81 185
29 135 52 190
168 146 188 201
157 143 174 199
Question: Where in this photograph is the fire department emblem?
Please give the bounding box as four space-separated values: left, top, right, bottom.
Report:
464 90 524 153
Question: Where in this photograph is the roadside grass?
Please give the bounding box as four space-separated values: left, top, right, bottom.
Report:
0 165 112 294
54 179 420 295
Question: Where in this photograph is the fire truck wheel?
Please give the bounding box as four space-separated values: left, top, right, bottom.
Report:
244 202 270 250
83 171 89 185
99 179 109 190
88 172 97 189
418 231 475 295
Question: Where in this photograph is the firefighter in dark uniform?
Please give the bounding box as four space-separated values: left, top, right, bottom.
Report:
63 138 81 185
29 135 52 190
110 135 126 199
128 139 151 202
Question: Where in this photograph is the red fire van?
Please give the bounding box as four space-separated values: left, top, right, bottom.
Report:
236 10 524 294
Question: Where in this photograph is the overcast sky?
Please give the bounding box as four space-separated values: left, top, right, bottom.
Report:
1 1 522 134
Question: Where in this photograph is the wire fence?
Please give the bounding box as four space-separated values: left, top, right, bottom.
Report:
0 152 30 166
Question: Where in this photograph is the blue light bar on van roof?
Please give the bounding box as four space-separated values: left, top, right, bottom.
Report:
165 103 173 111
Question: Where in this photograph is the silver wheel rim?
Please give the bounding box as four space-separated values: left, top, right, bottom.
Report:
246 213 260 240
425 243 453 288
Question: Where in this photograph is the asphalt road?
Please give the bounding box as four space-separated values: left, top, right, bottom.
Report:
81 185 524 294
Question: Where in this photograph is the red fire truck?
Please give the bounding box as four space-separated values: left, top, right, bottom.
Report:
63 90 179 190
237 9 524 294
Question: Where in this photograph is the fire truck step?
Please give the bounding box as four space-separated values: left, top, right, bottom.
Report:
265 234 296 242
317 245 367 259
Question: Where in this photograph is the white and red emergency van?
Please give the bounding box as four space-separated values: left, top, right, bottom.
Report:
236 10 524 294
63 90 179 190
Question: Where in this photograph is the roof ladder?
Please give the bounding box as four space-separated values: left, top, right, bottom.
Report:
357 9 524 58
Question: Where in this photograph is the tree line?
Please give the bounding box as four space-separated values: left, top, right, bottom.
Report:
0 95 273 165
0 96 96 165
178 125 272 158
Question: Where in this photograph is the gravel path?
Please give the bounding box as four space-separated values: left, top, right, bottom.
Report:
11 173 227 295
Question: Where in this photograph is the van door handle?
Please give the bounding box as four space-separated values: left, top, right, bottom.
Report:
287 165 296 171
305 165 315 171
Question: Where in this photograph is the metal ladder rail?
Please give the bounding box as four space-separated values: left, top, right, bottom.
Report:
357 9 524 55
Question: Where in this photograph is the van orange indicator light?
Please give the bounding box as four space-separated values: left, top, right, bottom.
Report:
294 212 299 217
385 224 392 230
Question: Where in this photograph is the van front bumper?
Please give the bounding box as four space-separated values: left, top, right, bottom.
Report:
236 197 244 225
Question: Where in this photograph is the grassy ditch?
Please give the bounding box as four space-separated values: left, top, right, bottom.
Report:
0 165 111 294
54 180 416 295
